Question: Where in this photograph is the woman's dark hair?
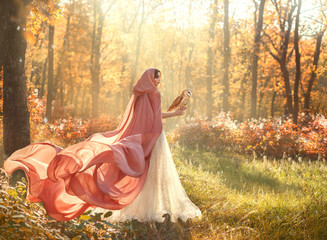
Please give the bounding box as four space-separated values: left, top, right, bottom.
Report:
154 69 161 79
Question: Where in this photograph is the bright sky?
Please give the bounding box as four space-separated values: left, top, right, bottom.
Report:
59 0 325 31
230 0 324 21
165 0 325 29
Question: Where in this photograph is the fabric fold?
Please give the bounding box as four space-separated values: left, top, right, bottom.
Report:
4 68 162 221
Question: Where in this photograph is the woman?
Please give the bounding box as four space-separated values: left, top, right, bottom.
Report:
4 68 201 223
94 69 202 222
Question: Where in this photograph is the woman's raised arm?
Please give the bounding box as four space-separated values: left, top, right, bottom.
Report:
162 107 187 119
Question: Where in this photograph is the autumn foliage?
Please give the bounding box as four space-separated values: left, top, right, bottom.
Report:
16 0 326 123
26 94 120 147
3 92 326 161
171 112 327 160
49 115 120 146
0 169 131 239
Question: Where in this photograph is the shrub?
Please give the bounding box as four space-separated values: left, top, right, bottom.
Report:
0 168 127 239
171 112 327 160
46 115 120 146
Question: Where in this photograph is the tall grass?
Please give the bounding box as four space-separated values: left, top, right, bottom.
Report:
1 145 327 239
172 146 327 239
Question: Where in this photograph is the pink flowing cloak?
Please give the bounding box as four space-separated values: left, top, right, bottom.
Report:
4 68 162 221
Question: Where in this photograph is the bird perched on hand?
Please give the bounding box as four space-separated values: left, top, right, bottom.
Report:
167 88 192 112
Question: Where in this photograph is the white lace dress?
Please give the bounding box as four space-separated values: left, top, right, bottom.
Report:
91 131 202 223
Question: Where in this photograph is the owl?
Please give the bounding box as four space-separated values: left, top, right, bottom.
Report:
167 88 192 112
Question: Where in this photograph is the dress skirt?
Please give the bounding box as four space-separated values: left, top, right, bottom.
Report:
91 131 202 223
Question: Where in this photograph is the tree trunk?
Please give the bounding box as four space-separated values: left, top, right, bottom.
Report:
280 62 293 115
74 86 80 117
304 30 325 111
129 0 145 92
206 0 218 119
68 60 74 105
46 24 55 122
240 90 246 121
251 0 266 119
258 76 270 117
185 47 194 114
29 61 35 83
90 0 97 117
55 8 72 106
40 58 47 98
185 46 194 88
271 91 277 118
0 1 9 67
280 4 295 116
90 0 104 118
170 62 175 103
1 0 30 157
178 50 183 94
293 0 301 124
222 0 230 112
81 87 87 117
266 1 296 116
120 53 128 110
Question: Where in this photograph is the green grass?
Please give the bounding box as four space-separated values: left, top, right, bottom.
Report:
2 145 327 239
171 146 327 239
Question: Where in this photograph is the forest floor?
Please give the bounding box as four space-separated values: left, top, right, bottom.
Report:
156 146 327 240
104 145 327 239
1 146 327 239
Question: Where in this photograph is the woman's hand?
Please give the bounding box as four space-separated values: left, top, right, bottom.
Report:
174 107 187 116
162 107 187 119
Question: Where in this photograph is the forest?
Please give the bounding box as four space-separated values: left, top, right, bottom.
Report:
0 0 327 239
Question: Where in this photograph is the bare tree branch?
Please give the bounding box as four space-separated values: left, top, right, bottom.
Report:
104 0 118 18
263 32 281 55
123 0 141 33
271 0 284 32
262 38 281 63
287 45 294 61
301 16 327 29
